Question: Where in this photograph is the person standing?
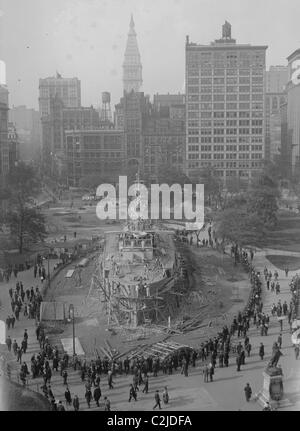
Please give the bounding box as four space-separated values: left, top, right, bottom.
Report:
85 388 92 408
107 369 114 389
208 362 214 381
259 343 265 360
93 385 101 407
153 390 162 410
64 387 72 406
128 384 137 402
142 374 149 394
244 383 252 402
6 336 12 352
73 395 80 411
277 333 282 349
294 344 300 360
62 369 68 385
162 387 169 405
104 396 111 411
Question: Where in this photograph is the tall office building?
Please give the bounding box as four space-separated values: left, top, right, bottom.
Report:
0 85 9 181
286 49 300 176
9 105 41 162
123 15 143 93
266 65 288 93
39 73 81 117
185 22 267 182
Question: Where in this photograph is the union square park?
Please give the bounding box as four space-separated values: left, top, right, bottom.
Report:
1 163 300 419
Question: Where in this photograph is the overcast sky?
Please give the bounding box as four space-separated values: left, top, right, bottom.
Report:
0 0 299 111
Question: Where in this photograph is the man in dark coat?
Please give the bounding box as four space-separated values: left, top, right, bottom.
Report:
128 384 137 402
93 385 101 407
153 390 162 410
244 383 252 401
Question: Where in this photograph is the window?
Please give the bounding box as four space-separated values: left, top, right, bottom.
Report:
188 121 198 127
226 128 237 134
227 86 238 93
214 120 225 127
201 111 212 118
200 95 212 101
239 120 250 126
226 94 237 101
252 103 263 110
239 77 250 84
214 112 224 118
239 94 250 101
213 103 224 110
239 86 250 92
201 86 212 93
214 128 224 135
226 112 237 118
188 78 199 85
227 103 238 110
213 77 225 84
213 145 224 151
201 129 212 135
239 112 250 118
214 153 224 159
188 144 199 151
239 128 250 134
252 94 263 101
188 137 199 144
252 120 263 126
214 69 224 76
200 103 212 110
188 86 199 93
213 86 225 93
252 128 263 134
227 69 237 75
213 137 224 143
188 95 199 102
201 120 212 127
226 120 237 126
201 78 212 85
201 138 211 144
213 94 225 101
188 103 199 109
239 69 250 75
253 86 263 93
188 129 199 135
239 103 250 109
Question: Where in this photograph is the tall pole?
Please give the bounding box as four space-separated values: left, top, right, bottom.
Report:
72 312 75 356
48 252 50 290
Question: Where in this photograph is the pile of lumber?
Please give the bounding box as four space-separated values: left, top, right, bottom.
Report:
97 339 120 361
118 340 193 362
177 305 209 333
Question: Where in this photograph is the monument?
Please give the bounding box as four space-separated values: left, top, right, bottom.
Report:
256 347 290 408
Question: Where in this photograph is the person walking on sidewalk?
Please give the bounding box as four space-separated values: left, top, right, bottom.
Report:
259 343 265 360
244 383 252 402
73 395 80 411
128 384 137 402
294 345 299 360
104 396 111 411
153 390 162 410
162 387 169 405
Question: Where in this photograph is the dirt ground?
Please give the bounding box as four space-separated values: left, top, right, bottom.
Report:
45 241 251 357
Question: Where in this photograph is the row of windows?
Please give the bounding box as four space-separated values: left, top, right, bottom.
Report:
187 145 263 152
188 161 263 169
188 119 263 127
188 76 263 85
188 153 263 160
189 128 263 135
189 136 263 143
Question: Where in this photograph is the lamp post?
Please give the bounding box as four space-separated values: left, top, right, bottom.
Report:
69 304 76 356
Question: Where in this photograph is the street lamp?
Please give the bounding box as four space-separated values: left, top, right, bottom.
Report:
69 304 76 356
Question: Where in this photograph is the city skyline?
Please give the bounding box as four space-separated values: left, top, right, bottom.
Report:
1 0 300 110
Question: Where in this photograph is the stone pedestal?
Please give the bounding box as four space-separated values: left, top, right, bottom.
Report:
256 368 290 409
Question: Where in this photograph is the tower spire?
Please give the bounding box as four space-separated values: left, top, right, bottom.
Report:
123 15 143 93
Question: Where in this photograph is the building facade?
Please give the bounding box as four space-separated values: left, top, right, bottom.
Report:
286 49 300 176
185 22 267 182
8 122 20 170
0 86 9 181
123 15 143 93
65 129 125 186
39 74 81 117
266 65 288 93
265 66 288 162
41 96 100 177
9 105 41 162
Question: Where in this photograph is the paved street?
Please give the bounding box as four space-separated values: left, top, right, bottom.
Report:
0 243 300 411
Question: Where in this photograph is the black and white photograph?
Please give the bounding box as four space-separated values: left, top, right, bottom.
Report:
0 0 300 417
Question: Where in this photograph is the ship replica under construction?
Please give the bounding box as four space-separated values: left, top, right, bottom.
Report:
97 218 189 328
